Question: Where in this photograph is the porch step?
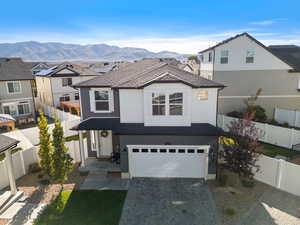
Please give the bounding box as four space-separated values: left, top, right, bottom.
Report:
0 191 24 215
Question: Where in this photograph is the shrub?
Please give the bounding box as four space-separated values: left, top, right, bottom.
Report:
218 174 228 187
269 118 279 126
224 208 236 216
227 111 243 118
39 179 50 185
241 179 255 188
38 173 44 179
282 122 290 128
28 163 42 174
247 105 267 122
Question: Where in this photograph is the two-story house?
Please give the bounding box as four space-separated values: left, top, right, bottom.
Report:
199 32 300 118
36 63 100 108
73 58 224 180
0 58 36 125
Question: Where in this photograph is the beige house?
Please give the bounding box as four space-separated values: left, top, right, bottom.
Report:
36 63 99 108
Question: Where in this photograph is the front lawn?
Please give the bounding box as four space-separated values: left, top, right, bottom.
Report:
34 190 127 225
259 143 300 158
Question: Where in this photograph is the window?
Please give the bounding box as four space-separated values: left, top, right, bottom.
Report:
62 78 72 87
169 92 183 115
7 81 21 94
95 90 109 111
208 52 212 62
152 93 166 115
198 91 208 100
220 50 229 64
18 102 30 115
75 92 79 100
59 95 70 102
246 50 255 63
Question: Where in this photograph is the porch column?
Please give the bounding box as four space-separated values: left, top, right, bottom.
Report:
79 131 86 168
95 130 100 158
5 149 17 195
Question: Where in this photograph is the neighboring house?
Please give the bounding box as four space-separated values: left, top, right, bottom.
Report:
199 33 300 118
36 63 100 108
0 58 36 125
30 62 50 75
73 58 225 180
180 59 201 75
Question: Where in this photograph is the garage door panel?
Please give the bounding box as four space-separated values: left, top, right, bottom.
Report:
128 145 209 179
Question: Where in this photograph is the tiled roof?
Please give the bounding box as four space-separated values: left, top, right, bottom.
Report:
74 58 224 89
0 58 35 81
36 62 100 77
268 45 300 72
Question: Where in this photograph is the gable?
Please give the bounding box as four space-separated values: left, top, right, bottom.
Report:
214 34 293 71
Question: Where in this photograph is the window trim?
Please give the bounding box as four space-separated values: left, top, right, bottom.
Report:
90 88 114 113
62 78 72 87
151 91 184 116
220 50 229 64
6 81 22 94
246 50 255 64
17 101 31 116
59 94 70 102
2 101 31 117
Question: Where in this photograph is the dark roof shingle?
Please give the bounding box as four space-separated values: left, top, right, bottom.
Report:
74 58 224 89
0 58 35 81
0 135 19 153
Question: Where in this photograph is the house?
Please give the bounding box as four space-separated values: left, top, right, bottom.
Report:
72 58 225 180
35 63 100 109
199 33 300 118
30 62 50 75
0 58 36 125
180 59 200 75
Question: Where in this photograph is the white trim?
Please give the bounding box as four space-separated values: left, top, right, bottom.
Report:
90 88 114 113
220 95 300 99
79 88 83 120
141 72 182 87
6 81 22 95
0 97 32 103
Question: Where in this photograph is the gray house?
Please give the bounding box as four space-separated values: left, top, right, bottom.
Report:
0 58 36 125
199 33 300 118
73 58 224 180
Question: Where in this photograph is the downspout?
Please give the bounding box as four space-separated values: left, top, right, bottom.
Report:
30 80 37 122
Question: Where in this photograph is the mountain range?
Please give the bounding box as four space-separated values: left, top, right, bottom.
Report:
0 41 188 62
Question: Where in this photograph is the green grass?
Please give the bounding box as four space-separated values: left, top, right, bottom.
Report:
34 190 127 225
260 143 300 158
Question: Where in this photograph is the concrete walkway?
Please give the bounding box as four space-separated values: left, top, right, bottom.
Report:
79 159 129 190
119 178 220 225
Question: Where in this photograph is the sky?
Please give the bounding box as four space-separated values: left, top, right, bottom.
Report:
0 0 300 54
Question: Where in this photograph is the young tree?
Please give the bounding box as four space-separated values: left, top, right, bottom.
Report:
220 112 265 180
188 55 200 63
51 119 73 184
38 111 53 176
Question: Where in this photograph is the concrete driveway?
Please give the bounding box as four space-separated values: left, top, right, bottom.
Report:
119 178 220 225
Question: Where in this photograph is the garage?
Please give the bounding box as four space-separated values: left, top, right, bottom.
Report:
127 145 210 179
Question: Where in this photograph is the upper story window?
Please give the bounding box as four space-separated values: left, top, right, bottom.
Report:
152 92 183 116
90 89 114 113
62 78 72 87
208 52 212 62
169 93 183 115
59 94 70 102
220 50 229 64
152 93 166 115
7 81 21 94
75 92 79 100
246 50 255 63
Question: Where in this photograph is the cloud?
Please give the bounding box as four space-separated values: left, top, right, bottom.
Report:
250 20 276 26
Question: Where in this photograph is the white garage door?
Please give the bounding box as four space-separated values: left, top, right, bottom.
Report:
127 145 210 179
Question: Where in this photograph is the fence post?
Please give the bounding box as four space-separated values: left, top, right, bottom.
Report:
19 151 26 175
264 123 269 142
276 159 285 189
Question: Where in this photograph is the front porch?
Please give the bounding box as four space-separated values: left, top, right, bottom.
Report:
79 159 129 190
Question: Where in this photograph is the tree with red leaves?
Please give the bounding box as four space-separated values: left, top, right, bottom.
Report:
220 112 265 180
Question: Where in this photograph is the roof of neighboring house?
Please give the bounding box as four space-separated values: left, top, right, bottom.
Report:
71 118 223 136
36 62 100 77
0 135 19 154
0 58 35 81
268 45 300 72
198 32 297 71
0 114 15 123
74 58 224 89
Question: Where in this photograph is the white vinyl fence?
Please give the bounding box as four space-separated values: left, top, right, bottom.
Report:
274 108 300 128
254 155 300 197
37 102 80 122
218 115 300 149
0 139 87 190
